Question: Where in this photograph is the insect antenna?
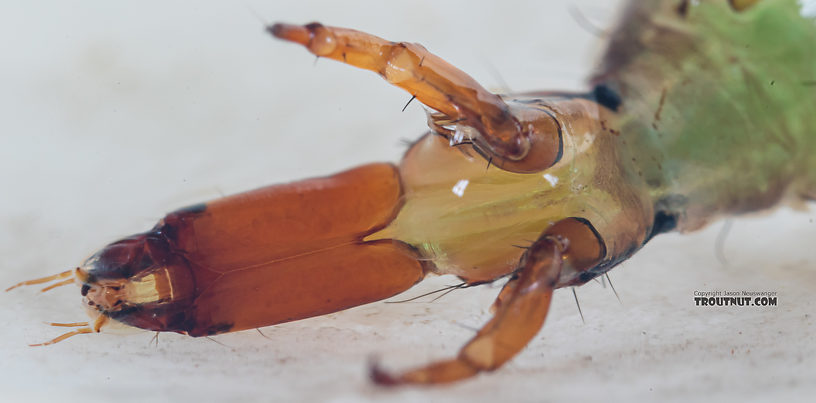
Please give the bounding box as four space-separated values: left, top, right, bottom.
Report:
572 287 585 324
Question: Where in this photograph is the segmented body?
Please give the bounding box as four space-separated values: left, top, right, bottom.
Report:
372 0 816 282
604 0 816 229
8 0 814 386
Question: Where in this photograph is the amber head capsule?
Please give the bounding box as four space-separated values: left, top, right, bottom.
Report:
77 229 197 334
69 163 426 338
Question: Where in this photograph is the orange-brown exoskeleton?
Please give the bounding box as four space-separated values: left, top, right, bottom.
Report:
8 0 816 385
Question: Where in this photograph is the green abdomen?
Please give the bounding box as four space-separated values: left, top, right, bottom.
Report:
600 0 816 230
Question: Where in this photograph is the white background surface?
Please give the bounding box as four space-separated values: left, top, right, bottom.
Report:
1 1 814 402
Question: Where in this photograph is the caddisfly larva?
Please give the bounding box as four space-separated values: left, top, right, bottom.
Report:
6 0 815 386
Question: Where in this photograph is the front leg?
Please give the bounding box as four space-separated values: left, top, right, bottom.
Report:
270 22 562 173
371 217 605 385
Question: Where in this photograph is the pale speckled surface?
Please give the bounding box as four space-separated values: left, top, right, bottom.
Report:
1 1 815 402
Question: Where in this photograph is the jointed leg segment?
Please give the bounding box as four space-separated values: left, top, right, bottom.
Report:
270 22 562 173
370 218 605 385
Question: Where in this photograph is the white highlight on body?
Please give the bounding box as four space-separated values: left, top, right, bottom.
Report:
383 48 413 84
542 173 559 187
450 126 466 146
451 179 469 197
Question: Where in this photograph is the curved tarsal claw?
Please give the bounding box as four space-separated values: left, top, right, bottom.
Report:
370 358 478 386
5 269 74 292
269 22 561 171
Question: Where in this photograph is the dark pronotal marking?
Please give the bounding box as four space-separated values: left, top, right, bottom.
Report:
646 211 678 242
205 323 234 336
173 202 207 215
539 107 565 166
303 22 324 32
158 203 207 241
107 306 141 321
677 0 689 17
570 216 608 260
591 84 622 112
165 312 192 331
578 269 602 283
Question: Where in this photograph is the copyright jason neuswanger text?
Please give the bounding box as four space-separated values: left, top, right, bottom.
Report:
693 290 778 307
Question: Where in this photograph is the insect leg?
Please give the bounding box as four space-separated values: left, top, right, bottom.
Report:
370 218 605 385
270 22 561 173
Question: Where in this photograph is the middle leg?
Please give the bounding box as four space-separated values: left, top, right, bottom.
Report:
370 217 606 385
